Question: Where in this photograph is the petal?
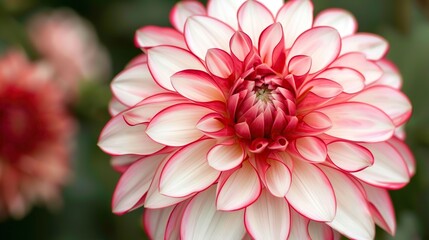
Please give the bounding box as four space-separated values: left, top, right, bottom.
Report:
373 59 402 89
144 156 193 208
111 64 165 106
111 155 141 172
352 142 410 189
287 27 341 74
318 102 395 142
171 70 225 102
170 1 207 33
294 136 327 163
265 158 292 197
256 0 283 16
276 0 313 48
148 46 206 91
112 154 166 214
205 48 234 78
288 55 312 76
109 97 128 117
159 139 220 197
98 114 164 155
350 86 412 126
216 161 261 211
165 200 190 240
327 141 374 172
185 16 235 59
285 160 336 222
135 26 186 49
362 183 396 235
322 166 375 240
314 9 357 37
340 33 389 60
330 52 383 85
237 0 274 46
245 189 291 240
182 186 246 240
230 31 253 61
123 93 187 125
258 23 285 68
146 103 213 146
306 78 343 98
208 142 245 171
143 206 174 240
288 210 311 239
308 221 334 240
316 67 365 94
207 0 246 29
388 137 416 176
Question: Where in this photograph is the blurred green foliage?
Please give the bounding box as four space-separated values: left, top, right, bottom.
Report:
0 0 428 239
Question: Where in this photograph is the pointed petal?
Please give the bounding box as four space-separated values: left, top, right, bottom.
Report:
308 221 334 240
208 142 245 171
230 31 253 61
362 183 396 235
111 64 165 106
288 55 312 76
171 70 225 102
265 158 292 197
245 189 291 240
316 67 365 94
148 46 206 91
123 93 187 125
341 33 389 60
288 210 311 239
330 52 383 85
276 0 313 48
294 137 327 163
352 142 410 189
306 79 343 98
135 26 186 49
160 139 220 197
259 23 284 67
327 141 374 172
216 161 261 211
350 86 412 126
238 0 274 46
143 206 174 240
112 154 166 214
98 114 164 155
205 48 234 78
170 1 207 33
287 27 341 74
322 166 375 240
314 9 357 37
165 200 191 240
285 160 336 221
182 186 246 240
146 103 213 146
185 16 235 59
144 156 193 208
318 102 395 142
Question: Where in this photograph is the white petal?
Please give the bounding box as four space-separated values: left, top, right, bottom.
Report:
146 103 213 146
148 46 206 91
276 0 313 48
170 1 207 32
316 67 365 94
245 189 290 240
322 166 375 240
216 161 261 211
294 136 327 163
314 9 357 37
327 141 374 172
285 160 336 221
318 102 395 142
112 154 166 214
265 158 292 197
308 221 334 240
341 33 389 60
208 142 245 171
185 16 235 59
288 210 311 239
98 114 164 155
143 206 174 240
182 186 246 240
135 26 186 49
160 139 220 197
207 0 246 29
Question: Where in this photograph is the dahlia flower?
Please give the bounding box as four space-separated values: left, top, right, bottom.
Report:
0 50 73 219
27 9 111 100
99 0 415 239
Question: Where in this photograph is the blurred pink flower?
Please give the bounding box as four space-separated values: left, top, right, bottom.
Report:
99 0 415 239
0 50 73 219
27 9 111 100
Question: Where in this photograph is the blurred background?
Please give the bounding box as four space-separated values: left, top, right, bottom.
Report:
0 0 428 239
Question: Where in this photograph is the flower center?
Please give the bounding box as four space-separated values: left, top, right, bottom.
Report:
228 66 298 153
